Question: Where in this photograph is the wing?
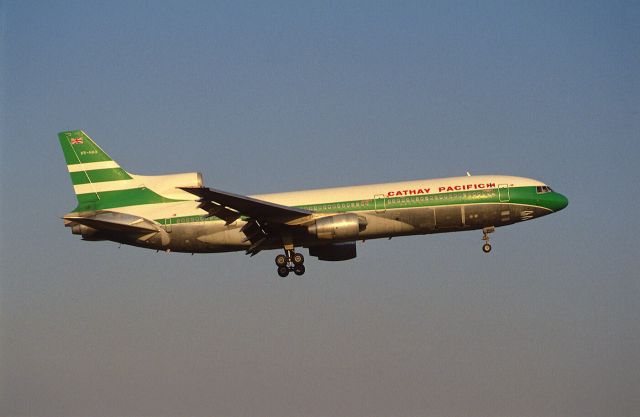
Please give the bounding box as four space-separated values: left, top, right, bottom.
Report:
181 187 312 223
181 186 314 256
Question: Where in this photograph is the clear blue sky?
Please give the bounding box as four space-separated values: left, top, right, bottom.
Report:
1 1 639 416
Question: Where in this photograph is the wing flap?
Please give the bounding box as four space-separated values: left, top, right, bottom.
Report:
197 200 241 224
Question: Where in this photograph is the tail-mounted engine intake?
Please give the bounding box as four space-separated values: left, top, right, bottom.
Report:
69 223 103 240
307 213 367 240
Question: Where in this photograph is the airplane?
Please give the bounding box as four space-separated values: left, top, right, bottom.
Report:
58 130 568 277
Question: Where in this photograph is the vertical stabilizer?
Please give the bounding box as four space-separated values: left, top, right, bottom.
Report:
58 130 174 212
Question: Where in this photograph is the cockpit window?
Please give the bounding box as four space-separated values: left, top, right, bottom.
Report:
536 185 553 193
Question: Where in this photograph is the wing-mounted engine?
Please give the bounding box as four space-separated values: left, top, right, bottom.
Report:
307 213 367 240
309 242 357 261
63 211 170 247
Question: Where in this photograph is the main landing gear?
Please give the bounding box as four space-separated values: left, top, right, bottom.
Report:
275 249 305 277
482 226 495 253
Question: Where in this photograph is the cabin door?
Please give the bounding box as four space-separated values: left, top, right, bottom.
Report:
498 184 510 202
374 194 386 213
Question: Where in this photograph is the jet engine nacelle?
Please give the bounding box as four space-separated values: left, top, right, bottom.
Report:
309 242 357 261
307 213 367 240
70 224 104 240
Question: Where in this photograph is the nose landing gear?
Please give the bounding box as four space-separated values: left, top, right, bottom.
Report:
482 226 495 253
275 249 305 277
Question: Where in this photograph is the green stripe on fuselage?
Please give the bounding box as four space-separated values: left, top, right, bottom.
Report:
155 186 561 225
300 188 500 213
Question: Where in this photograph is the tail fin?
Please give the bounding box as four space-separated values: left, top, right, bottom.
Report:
58 130 175 212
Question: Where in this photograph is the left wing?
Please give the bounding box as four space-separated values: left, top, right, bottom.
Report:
181 186 314 256
63 211 160 234
181 187 312 224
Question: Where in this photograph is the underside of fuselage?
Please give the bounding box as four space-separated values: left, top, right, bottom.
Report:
90 202 553 254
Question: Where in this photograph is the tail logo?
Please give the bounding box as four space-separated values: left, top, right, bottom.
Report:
70 137 84 145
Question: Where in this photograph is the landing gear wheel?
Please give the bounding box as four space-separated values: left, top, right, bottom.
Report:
481 226 495 254
292 252 304 266
275 254 287 267
277 266 290 277
293 264 306 276
277 245 308 277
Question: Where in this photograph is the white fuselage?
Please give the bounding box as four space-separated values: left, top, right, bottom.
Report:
101 175 552 253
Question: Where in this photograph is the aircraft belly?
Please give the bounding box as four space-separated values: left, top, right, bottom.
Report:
137 204 554 253
434 206 463 229
359 208 435 239
463 203 553 229
462 204 505 229
166 222 249 253
358 203 554 240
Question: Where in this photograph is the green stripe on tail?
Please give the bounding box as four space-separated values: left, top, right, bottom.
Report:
58 130 182 212
58 130 114 165
69 168 132 185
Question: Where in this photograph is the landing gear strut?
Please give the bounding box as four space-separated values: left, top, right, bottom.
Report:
482 226 495 253
275 249 305 277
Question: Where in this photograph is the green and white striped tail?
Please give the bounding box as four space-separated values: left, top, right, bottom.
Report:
58 130 173 212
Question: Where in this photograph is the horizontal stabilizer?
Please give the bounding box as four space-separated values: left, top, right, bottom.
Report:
64 211 160 234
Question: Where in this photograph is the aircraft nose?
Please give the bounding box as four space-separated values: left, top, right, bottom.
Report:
550 192 569 212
